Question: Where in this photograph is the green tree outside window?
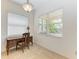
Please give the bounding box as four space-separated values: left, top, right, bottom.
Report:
48 23 57 33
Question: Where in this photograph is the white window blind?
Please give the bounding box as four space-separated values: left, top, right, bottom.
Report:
8 13 28 36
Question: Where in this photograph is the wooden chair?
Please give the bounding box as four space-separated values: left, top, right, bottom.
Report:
22 33 30 49
16 33 30 52
23 33 33 46
16 33 33 52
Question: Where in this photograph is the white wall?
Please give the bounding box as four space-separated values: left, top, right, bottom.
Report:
1 0 76 59
1 0 8 53
1 0 34 52
34 0 77 59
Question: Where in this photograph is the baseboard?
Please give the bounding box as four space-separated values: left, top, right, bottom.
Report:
35 42 69 59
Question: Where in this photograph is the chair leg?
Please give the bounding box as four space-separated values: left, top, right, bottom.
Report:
31 37 33 45
16 43 18 50
26 40 30 49
31 40 33 45
21 42 24 52
27 43 29 49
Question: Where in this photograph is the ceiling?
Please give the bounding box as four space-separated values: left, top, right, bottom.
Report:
11 0 58 10
11 0 64 16
12 0 49 4
12 0 50 8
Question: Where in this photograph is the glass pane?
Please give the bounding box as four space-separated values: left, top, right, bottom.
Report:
39 25 43 33
43 19 47 32
48 18 63 33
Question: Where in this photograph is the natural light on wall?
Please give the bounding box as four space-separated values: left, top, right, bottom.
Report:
8 13 28 36
38 9 63 37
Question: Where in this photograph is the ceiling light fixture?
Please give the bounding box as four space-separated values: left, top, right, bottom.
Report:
23 0 33 13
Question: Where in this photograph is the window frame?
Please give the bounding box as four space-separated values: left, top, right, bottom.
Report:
38 9 63 37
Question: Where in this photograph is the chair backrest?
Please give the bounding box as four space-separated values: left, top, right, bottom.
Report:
22 33 30 38
22 33 30 43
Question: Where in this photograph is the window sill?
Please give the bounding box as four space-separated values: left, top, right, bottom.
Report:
39 32 63 38
47 33 63 37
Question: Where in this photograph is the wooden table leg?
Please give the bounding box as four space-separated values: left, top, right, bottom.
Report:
16 43 18 50
6 43 9 55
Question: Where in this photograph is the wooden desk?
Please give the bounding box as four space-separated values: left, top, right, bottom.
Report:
6 35 24 55
6 35 33 55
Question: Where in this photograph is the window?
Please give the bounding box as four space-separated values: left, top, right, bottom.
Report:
39 18 47 33
48 18 63 34
8 13 28 36
38 9 63 37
